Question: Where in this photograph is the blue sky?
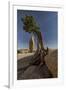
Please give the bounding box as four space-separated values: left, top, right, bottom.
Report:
17 10 58 49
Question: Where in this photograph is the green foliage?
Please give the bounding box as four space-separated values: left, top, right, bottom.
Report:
21 16 40 33
17 50 21 53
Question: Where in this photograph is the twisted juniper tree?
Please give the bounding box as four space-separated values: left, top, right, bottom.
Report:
21 16 48 65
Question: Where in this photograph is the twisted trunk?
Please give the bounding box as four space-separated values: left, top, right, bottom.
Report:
32 30 48 65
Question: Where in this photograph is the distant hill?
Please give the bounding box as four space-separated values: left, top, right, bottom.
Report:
17 48 36 54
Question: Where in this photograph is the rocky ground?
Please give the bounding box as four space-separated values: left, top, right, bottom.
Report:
17 49 58 80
